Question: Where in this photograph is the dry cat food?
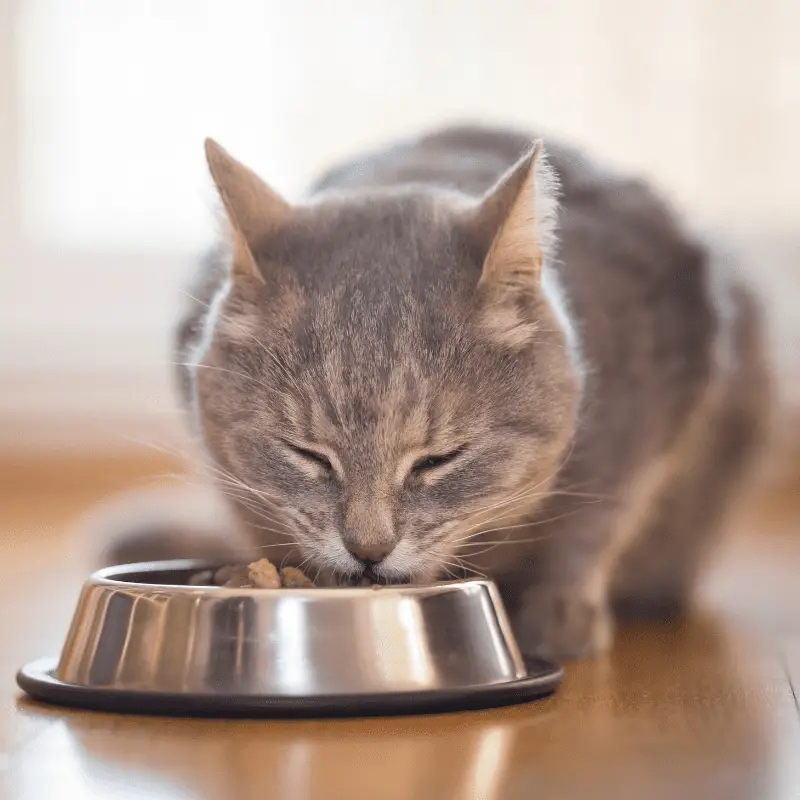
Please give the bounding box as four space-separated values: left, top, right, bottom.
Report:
187 559 315 589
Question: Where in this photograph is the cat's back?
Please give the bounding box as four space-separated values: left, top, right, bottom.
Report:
311 123 677 237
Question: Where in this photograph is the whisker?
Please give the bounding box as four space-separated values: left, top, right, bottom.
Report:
132 472 195 485
460 534 554 553
243 541 297 550
214 481 286 512
233 519 294 538
114 433 287 506
450 520 541 545
453 490 600 542
202 464 289 508
455 438 581 525
173 362 275 394
438 555 487 580
114 433 197 463
440 564 460 581
224 507 293 535
223 499 294 534
457 507 588 544
452 499 599 544
209 469 287 505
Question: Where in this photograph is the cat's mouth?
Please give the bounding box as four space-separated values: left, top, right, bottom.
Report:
337 568 414 587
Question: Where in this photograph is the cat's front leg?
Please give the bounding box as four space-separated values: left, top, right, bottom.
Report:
513 582 613 661
505 457 675 659
497 504 622 660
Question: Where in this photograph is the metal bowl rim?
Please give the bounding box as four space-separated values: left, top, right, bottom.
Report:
90 559 494 598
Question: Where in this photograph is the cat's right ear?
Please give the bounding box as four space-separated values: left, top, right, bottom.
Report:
463 142 560 348
205 139 292 282
467 141 559 289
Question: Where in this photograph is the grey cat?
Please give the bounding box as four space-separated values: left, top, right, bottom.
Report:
105 125 769 659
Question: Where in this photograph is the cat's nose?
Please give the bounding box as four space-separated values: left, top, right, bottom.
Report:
346 542 395 565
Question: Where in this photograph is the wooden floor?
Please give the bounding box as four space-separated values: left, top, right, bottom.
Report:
1 456 799 800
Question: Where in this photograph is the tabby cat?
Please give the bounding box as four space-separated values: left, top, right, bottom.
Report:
103 125 768 659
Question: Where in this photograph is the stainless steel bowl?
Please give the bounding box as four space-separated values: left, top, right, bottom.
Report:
18 560 562 716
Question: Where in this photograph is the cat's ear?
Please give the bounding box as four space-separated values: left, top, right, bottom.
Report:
467 142 559 349
205 139 291 282
470 141 559 290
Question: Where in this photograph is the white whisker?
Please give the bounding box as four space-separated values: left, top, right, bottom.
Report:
451 503 595 545
455 438 581 527
174 361 275 393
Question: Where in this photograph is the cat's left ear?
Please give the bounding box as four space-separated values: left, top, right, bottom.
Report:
468 141 559 290
205 139 292 283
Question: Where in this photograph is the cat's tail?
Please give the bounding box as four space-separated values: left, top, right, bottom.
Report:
78 484 255 568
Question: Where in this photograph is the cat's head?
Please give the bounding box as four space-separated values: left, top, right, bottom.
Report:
190 139 579 583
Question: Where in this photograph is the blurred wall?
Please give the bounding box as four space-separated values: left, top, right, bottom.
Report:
1 0 798 455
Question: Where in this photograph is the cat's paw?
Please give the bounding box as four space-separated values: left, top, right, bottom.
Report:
514 587 613 661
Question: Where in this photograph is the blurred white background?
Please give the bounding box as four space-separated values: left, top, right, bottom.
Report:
1 0 798 453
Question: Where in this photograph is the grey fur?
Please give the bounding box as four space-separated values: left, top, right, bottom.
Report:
158 124 768 659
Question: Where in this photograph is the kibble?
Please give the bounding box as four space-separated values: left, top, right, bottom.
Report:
248 559 280 589
189 559 316 589
279 566 315 588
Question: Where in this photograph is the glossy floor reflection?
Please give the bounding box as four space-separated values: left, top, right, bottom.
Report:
2 458 799 800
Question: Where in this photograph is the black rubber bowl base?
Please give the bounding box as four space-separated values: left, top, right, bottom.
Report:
17 656 562 719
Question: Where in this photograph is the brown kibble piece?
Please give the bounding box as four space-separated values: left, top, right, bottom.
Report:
191 560 316 590
248 559 281 589
280 566 315 588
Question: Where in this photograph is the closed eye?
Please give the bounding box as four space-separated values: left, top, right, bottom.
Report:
411 446 466 475
282 440 333 471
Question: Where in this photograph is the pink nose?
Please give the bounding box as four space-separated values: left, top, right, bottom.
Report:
346 542 395 565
